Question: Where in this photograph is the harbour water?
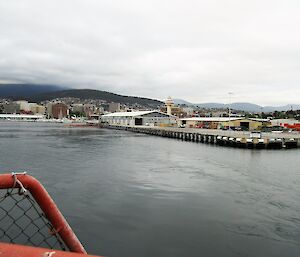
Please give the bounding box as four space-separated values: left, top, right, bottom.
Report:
0 122 300 257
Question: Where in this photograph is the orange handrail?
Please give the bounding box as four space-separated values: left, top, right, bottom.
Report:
0 173 86 254
0 242 103 257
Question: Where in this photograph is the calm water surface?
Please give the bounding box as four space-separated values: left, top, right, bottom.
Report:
0 122 300 257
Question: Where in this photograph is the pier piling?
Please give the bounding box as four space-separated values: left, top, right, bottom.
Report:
106 125 299 150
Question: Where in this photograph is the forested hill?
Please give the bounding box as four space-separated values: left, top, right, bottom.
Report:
0 84 67 97
26 89 163 107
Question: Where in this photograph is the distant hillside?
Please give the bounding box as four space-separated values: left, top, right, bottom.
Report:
0 84 68 98
195 102 300 112
27 89 163 107
195 102 227 109
228 102 262 112
173 99 193 105
263 104 300 112
174 98 300 112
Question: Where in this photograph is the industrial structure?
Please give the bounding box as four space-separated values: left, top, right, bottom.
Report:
101 110 177 127
165 97 174 116
179 117 271 130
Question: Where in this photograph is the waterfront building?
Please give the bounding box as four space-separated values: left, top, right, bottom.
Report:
30 104 46 115
15 101 45 115
271 119 300 126
160 105 187 117
51 103 69 119
101 111 177 126
271 118 300 131
46 102 53 118
165 97 174 116
1 102 20 114
16 100 31 112
179 117 271 130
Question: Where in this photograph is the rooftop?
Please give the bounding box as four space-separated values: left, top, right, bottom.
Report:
180 117 271 122
102 110 175 117
180 117 243 122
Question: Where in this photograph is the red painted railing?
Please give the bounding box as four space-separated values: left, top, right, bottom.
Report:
0 173 103 256
0 242 102 257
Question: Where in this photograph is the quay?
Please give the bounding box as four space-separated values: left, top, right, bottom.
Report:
105 125 300 149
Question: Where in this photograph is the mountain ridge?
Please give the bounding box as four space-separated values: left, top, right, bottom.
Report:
0 84 68 98
26 89 163 107
0 84 163 107
173 99 300 112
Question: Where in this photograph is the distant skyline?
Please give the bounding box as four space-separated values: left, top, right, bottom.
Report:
1 0 300 105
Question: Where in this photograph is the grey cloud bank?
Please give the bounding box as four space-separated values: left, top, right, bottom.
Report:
0 0 300 105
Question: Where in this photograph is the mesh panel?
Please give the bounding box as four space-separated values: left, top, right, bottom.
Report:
0 188 67 251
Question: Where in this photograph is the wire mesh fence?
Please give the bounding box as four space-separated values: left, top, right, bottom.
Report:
0 187 67 251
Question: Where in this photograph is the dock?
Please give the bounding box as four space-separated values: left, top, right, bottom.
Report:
106 125 300 149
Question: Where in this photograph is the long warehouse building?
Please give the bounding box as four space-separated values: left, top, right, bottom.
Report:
101 111 177 127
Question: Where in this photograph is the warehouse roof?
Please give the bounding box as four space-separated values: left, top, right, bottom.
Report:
102 110 175 118
179 117 243 122
248 118 270 122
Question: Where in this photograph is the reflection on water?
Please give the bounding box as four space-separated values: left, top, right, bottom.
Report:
0 122 300 257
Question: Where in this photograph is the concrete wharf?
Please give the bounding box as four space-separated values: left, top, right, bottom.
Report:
106 125 300 149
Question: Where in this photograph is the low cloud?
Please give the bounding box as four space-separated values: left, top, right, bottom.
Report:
0 0 300 105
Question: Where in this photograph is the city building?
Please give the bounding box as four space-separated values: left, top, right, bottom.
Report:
46 102 53 118
51 103 69 119
108 102 121 113
1 102 20 114
101 111 177 126
83 104 98 117
30 104 46 115
179 117 271 130
270 119 300 131
271 119 300 126
160 105 187 117
165 97 174 116
16 100 32 113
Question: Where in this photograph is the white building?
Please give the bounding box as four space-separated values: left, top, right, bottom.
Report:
101 111 177 126
16 100 31 112
271 119 300 126
165 97 174 116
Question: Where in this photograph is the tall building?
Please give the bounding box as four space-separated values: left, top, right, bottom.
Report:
160 106 187 117
16 100 31 112
51 103 69 119
46 103 53 118
165 97 174 116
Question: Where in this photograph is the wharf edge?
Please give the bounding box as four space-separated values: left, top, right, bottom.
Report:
104 125 300 150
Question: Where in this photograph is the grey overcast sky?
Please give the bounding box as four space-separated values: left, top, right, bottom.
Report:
0 0 299 105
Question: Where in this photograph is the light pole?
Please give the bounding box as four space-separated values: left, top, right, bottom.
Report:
228 92 233 130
